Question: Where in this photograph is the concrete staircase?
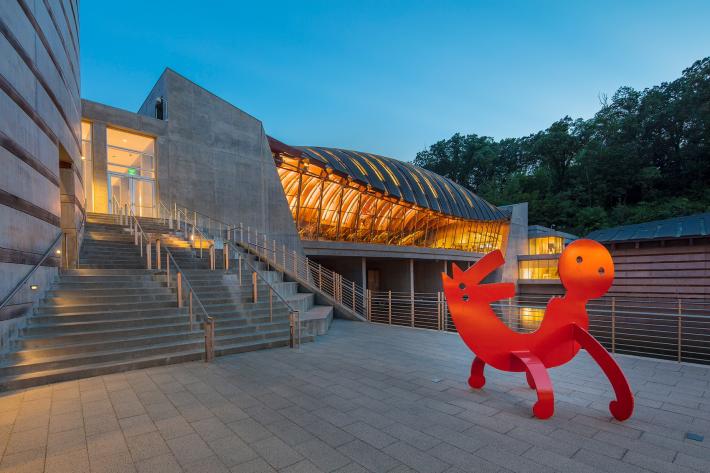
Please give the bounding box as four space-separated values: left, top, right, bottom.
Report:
0 214 205 390
0 211 332 390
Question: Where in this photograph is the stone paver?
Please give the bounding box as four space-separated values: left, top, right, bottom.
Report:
2 320 710 472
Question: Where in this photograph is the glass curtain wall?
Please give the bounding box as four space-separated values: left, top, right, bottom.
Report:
276 157 507 253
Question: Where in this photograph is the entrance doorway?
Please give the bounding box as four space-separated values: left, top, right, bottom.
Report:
109 173 155 217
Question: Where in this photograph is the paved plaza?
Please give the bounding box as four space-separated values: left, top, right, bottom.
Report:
2 320 710 473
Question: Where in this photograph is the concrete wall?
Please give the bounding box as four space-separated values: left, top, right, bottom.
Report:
137 69 301 249
0 1 81 329
498 202 528 287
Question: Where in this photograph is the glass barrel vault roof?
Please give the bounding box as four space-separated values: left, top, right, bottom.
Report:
293 145 507 222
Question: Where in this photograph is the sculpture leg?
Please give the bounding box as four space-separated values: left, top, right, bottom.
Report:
511 351 554 419
573 325 634 421
525 370 536 389
468 356 486 389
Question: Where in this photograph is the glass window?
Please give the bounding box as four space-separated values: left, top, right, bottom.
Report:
518 259 560 279
107 127 155 178
81 121 93 212
528 236 564 255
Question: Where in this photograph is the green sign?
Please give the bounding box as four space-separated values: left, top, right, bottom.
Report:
127 168 137 176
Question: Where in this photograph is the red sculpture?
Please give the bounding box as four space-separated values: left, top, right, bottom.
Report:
442 239 634 420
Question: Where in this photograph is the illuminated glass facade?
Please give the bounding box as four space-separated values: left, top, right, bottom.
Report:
528 236 564 255
518 259 560 279
272 143 509 253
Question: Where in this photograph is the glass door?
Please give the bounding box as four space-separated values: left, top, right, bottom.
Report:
108 173 156 217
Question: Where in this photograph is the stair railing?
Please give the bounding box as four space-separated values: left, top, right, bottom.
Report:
161 201 367 321
0 231 63 317
117 199 215 361
225 240 301 349
163 246 215 361
158 201 214 262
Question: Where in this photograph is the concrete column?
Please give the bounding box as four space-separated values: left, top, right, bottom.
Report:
409 259 414 295
443 260 447 277
361 257 367 307
92 122 109 213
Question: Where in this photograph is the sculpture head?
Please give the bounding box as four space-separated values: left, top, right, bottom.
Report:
558 239 614 299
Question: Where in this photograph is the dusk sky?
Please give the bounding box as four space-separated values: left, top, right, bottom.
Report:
80 0 710 160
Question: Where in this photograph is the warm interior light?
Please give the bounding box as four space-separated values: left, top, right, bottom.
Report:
55 249 61 255
81 155 86 160
30 284 39 290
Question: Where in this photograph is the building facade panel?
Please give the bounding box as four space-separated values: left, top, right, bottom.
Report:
0 0 80 326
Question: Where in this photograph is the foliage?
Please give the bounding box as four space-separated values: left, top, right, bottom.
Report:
413 58 710 236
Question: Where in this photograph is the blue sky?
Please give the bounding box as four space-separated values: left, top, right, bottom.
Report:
80 1 710 160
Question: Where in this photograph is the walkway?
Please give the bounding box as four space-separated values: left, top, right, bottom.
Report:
1 320 709 472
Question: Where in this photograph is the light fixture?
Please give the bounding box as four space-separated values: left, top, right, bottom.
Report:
30 284 39 290
55 249 61 255
81 155 86 160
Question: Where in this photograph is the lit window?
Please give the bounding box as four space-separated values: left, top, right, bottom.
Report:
518 259 559 279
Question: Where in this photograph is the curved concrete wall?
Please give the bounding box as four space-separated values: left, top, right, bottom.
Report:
0 1 82 333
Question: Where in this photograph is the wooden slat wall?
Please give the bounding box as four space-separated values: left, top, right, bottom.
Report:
608 238 710 300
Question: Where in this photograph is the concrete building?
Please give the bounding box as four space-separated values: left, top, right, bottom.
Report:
77 69 526 298
0 1 82 347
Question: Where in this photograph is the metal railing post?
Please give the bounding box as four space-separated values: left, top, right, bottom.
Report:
293 250 297 275
678 298 682 363
224 243 229 271
156 239 161 270
410 291 415 327
209 245 215 271
166 258 170 287
238 255 242 285
204 317 215 362
252 271 258 302
177 272 183 307
388 290 392 325
289 311 299 348
269 288 273 322
146 241 152 270
352 281 356 312
611 297 616 354
189 289 194 330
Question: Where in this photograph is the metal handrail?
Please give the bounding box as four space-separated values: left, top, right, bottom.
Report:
163 246 211 327
0 231 62 313
115 199 215 360
224 240 301 348
158 201 213 258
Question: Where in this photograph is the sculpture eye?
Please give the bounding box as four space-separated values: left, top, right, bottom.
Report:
598 267 605 275
459 283 466 290
576 256 583 264
462 294 469 302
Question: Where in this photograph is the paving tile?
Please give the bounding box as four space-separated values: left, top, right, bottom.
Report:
47 427 87 456
427 442 499 473
343 421 397 449
250 436 303 469
88 451 136 473
126 431 170 462
209 434 259 467
294 438 351 472
280 459 324 473
228 418 272 444
44 447 91 473
119 414 156 438
382 441 450 473
87 430 129 460
190 417 233 441
0 447 45 473
4 426 48 455
166 432 214 466
155 416 195 440
182 455 230 473
230 457 276 472
337 439 401 472
134 453 182 473
572 448 644 473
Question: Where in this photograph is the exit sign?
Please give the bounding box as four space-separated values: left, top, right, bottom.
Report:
127 168 137 176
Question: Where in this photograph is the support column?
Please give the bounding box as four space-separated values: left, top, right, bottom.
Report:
361 257 367 308
92 122 109 213
410 258 415 327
